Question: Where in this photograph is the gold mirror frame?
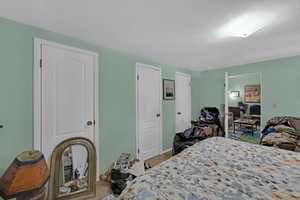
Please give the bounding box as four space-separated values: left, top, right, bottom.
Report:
48 137 96 200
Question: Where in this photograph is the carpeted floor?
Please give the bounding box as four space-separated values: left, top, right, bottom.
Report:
228 127 261 144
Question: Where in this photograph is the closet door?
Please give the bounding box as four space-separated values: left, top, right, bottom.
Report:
136 63 162 160
41 42 96 164
175 72 191 133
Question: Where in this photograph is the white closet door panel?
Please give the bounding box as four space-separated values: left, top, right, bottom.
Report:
41 44 95 163
137 64 162 160
176 73 191 133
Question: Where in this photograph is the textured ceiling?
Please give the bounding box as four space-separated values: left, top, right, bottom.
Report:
1 0 300 70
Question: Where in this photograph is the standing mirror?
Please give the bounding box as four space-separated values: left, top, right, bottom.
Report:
48 137 96 200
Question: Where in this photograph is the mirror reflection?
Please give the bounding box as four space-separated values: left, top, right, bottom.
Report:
227 73 261 144
59 145 89 197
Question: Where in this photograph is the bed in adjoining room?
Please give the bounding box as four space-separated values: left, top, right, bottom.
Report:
118 137 300 200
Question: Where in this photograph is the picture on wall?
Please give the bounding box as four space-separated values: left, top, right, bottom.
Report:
245 85 261 103
163 79 175 100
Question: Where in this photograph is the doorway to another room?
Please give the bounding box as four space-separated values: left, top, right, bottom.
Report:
225 72 262 144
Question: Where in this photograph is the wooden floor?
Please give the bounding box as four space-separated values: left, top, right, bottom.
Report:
146 150 172 168
89 181 112 200
91 151 172 199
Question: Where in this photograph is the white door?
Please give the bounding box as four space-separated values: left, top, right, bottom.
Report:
41 42 96 164
136 63 162 160
175 72 191 133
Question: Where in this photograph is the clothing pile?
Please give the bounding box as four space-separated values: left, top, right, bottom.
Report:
192 107 224 136
173 107 224 155
103 153 145 195
173 127 208 155
261 116 300 152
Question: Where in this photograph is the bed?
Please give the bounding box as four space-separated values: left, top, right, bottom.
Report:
118 137 300 200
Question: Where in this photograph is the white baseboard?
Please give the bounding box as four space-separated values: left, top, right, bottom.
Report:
162 148 172 154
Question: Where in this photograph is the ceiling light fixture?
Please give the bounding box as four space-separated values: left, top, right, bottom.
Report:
218 11 277 38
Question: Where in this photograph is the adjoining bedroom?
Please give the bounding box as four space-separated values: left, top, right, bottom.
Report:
0 1 300 200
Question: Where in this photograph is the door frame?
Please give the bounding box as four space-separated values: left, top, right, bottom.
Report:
135 63 163 160
33 38 100 178
224 72 263 138
224 72 229 138
175 72 192 132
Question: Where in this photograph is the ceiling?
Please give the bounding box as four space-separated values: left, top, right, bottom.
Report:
1 0 300 71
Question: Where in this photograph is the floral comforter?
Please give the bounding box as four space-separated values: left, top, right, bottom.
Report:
118 137 300 200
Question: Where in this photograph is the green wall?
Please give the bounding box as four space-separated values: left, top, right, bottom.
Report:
192 55 300 127
2 14 300 184
228 74 260 110
0 17 192 175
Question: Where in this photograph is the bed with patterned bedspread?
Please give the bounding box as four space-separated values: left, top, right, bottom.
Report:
118 137 300 200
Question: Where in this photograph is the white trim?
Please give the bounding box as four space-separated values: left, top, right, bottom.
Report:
162 148 172 154
135 65 139 158
224 72 229 138
159 68 163 155
135 63 163 160
33 38 100 180
33 38 43 150
175 72 192 132
259 71 263 135
175 71 191 78
228 72 260 79
93 49 100 181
